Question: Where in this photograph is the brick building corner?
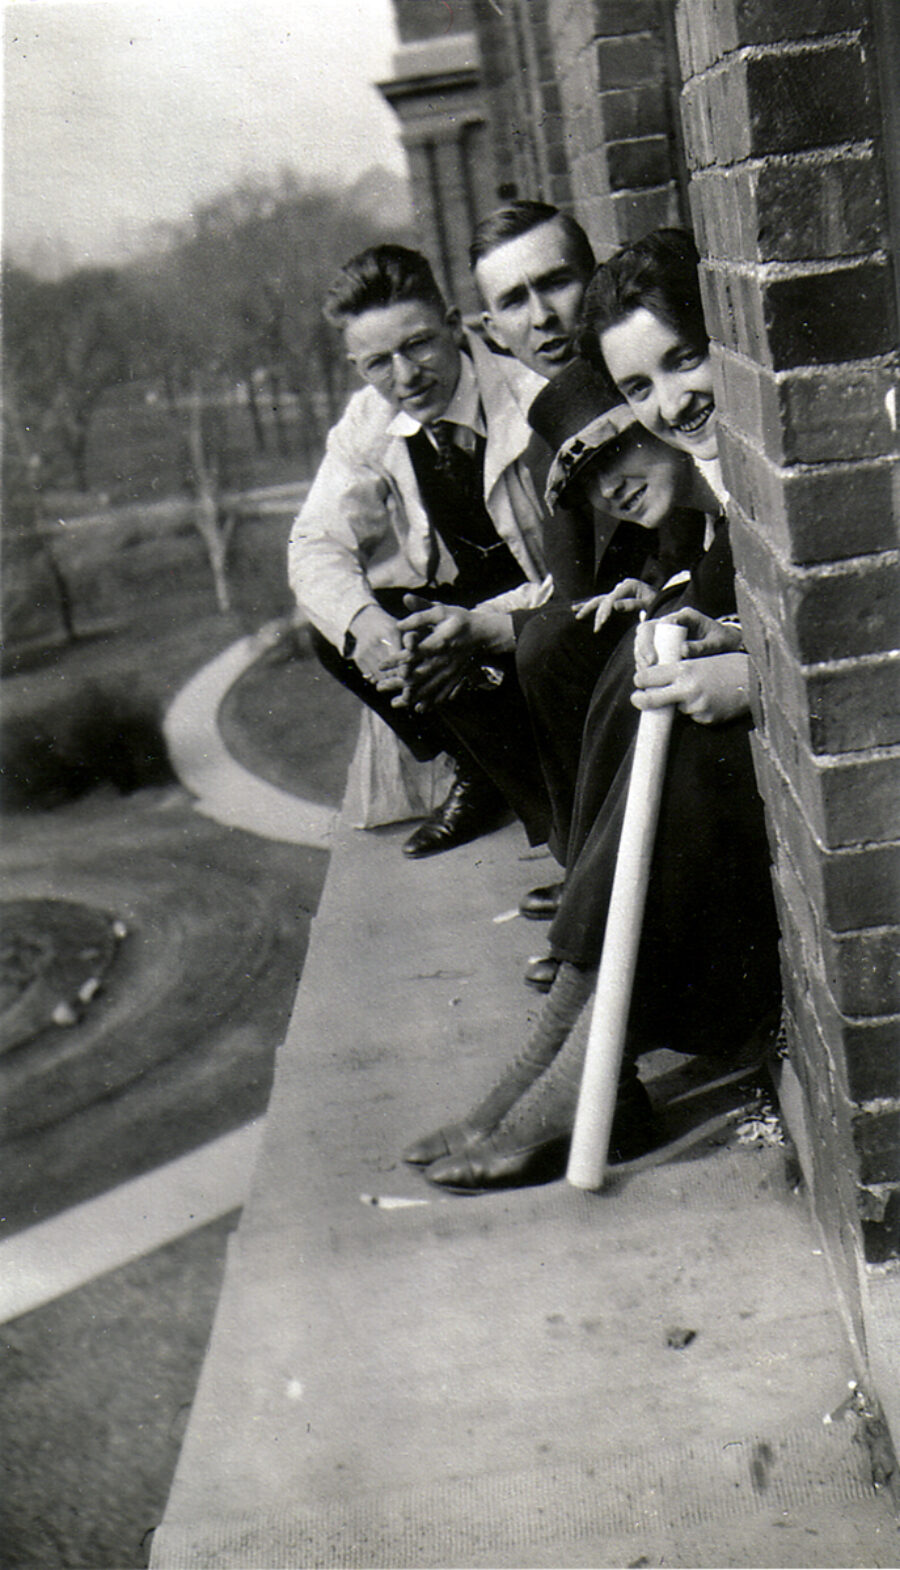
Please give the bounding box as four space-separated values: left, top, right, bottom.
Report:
381 0 900 1444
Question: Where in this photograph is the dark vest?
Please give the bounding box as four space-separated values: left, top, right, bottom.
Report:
406 427 525 607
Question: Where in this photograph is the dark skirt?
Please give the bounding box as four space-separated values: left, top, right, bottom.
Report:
548 526 781 1059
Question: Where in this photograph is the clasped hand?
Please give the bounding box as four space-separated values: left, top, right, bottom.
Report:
632 607 750 725
364 595 513 711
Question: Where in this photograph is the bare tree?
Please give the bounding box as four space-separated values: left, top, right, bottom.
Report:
130 171 409 609
183 376 238 613
4 264 141 492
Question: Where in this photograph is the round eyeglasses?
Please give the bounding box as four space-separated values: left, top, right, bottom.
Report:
356 332 443 386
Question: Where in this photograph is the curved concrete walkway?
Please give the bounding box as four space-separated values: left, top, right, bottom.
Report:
163 621 338 850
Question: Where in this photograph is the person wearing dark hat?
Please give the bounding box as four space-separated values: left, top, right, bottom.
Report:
515 358 707 909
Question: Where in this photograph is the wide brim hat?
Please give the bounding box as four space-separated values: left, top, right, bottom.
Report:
529 357 635 510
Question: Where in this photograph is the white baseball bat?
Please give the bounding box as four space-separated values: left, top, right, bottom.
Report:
567 619 687 1190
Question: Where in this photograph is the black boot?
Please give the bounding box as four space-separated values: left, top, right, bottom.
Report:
402 757 509 858
424 997 659 1190
519 882 564 920
403 962 595 1165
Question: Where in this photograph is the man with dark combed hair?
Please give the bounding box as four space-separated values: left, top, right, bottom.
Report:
469 199 596 284
289 243 555 859
323 243 446 327
470 199 596 381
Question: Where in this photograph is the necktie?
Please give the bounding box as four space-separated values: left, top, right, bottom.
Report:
430 420 459 472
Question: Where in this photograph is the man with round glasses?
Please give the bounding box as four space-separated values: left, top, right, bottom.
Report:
289 243 556 858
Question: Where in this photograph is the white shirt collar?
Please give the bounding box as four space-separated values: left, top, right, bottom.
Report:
387 351 485 440
693 454 728 508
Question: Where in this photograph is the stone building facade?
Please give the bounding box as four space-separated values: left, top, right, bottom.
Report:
380 0 899 1433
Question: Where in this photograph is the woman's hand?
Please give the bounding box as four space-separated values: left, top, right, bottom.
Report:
635 606 743 667
633 610 751 725
632 650 752 724
573 578 656 633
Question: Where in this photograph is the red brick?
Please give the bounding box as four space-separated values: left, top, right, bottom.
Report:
843 1019 900 1105
806 661 900 755
677 0 717 76
852 1107 900 1185
696 153 887 264
740 583 900 753
773 835 900 1269
592 0 663 34
599 84 669 138
606 135 672 189
761 703 900 849
764 262 897 370
861 1189 900 1264
717 428 898 564
716 0 869 51
824 840 900 936
681 79 716 169
754 155 887 263
779 954 848 1111
778 933 833 1081
803 966 900 1104
824 925 900 1018
741 43 878 159
714 347 898 466
694 45 880 167
607 183 681 238
754 731 900 933
675 1 694 78
595 33 663 89
691 168 756 257
777 899 900 1124
730 511 900 663
702 258 896 371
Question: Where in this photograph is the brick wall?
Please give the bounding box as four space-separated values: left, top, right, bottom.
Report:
544 0 688 253
475 0 573 209
383 0 900 1437
675 0 900 1320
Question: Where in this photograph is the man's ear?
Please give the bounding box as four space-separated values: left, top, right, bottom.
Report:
480 310 510 355
444 306 464 343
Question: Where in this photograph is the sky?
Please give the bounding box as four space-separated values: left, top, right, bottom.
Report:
3 0 408 273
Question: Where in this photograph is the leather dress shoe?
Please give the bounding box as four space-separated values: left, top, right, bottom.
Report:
403 769 509 858
424 1081 659 1192
519 881 564 920
403 1118 484 1168
524 954 560 992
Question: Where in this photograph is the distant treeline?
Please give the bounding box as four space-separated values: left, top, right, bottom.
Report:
3 168 413 511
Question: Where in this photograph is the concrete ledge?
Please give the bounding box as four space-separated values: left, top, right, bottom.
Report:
152 810 898 1568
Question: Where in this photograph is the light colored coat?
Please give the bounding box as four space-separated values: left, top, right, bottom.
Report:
288 331 552 649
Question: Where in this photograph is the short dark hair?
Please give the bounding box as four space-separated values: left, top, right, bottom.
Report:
580 229 708 367
323 244 446 328
469 200 595 280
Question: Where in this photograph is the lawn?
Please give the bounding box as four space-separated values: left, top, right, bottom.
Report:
1 494 360 1226
0 469 367 1570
